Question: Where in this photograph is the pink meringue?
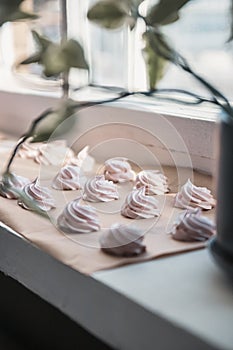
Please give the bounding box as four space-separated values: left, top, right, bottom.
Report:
100 223 146 257
17 139 75 166
121 187 160 219
52 165 81 190
17 141 40 159
174 179 215 210
68 146 89 167
0 173 30 199
83 175 119 202
57 198 100 234
18 178 55 211
104 158 135 183
135 170 169 195
35 141 75 166
170 208 216 242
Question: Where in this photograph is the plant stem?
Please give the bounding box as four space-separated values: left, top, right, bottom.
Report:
60 0 69 99
141 17 233 116
5 108 53 174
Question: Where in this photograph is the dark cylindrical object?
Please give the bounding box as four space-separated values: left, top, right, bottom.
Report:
210 116 233 278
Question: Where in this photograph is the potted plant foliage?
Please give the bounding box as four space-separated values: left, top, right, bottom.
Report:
0 0 233 277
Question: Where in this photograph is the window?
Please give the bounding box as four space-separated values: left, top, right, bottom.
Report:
0 0 232 100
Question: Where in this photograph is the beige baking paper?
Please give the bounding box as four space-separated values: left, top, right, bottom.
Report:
0 151 215 275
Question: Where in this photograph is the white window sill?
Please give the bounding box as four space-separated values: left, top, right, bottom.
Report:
0 68 218 174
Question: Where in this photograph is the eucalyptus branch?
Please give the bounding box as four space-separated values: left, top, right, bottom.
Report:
3 93 131 175
141 16 233 117
142 88 219 106
70 91 133 110
4 82 228 176
73 83 222 108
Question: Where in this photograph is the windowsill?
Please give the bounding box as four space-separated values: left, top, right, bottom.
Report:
0 67 219 119
0 68 218 174
0 69 231 350
0 222 232 350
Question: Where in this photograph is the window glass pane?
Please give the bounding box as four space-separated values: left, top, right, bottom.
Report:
1 0 232 100
159 0 233 99
67 0 129 89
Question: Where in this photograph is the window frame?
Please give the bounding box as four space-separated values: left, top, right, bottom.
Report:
0 69 217 175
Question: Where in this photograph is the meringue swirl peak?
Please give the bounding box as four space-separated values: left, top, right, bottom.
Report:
35 141 74 166
170 208 216 242
57 197 100 234
52 165 81 190
0 173 30 199
100 223 146 257
83 175 119 202
18 178 55 211
135 170 169 195
174 179 215 210
121 187 160 219
104 158 135 183
17 141 40 159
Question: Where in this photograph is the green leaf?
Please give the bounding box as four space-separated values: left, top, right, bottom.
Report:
160 12 180 26
20 32 88 77
41 44 67 77
32 30 51 51
62 39 89 70
20 53 42 65
32 100 77 142
19 31 53 66
87 0 129 29
146 0 190 26
1 172 48 218
143 29 176 62
8 10 38 22
41 39 88 77
227 0 233 42
143 32 167 89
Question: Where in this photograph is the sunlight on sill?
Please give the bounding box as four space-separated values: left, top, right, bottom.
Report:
0 67 219 122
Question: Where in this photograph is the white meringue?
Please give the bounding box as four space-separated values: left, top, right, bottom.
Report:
83 175 119 202
18 178 55 211
104 158 135 183
100 223 146 257
35 140 74 166
135 170 169 195
0 173 30 199
17 141 40 159
121 187 160 219
57 198 100 234
170 208 216 242
174 179 215 210
52 165 81 190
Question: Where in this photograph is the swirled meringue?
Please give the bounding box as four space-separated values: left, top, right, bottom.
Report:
18 178 55 211
57 198 100 234
0 173 30 199
17 141 40 159
17 139 75 166
68 146 95 173
174 179 215 210
68 146 88 166
52 165 81 190
100 223 146 257
104 158 135 183
35 141 75 166
83 175 119 202
121 187 160 219
170 208 216 242
135 170 169 195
